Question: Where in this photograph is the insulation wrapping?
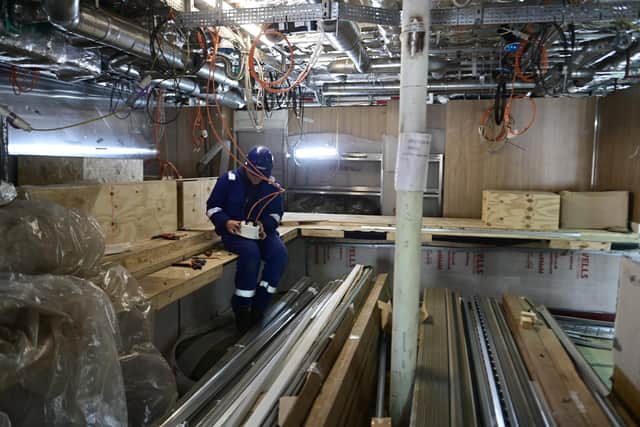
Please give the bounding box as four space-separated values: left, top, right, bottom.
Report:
0 200 105 276
0 274 127 427
91 264 178 427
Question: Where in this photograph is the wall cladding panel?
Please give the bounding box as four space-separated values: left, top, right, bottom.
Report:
443 97 595 218
596 86 640 224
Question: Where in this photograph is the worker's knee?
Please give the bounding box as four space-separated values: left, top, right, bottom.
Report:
265 239 288 265
230 239 261 260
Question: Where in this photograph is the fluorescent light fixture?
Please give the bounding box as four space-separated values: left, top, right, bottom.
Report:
294 145 339 160
8 142 156 158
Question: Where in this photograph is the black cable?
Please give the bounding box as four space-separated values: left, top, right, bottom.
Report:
494 79 507 125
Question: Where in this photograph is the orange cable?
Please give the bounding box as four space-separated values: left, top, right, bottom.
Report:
248 29 314 94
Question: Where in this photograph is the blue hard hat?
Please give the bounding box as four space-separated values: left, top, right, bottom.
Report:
246 146 274 177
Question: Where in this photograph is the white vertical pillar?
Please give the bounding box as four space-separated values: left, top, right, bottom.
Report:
390 0 431 422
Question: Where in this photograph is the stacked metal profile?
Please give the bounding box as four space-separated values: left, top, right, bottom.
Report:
158 265 375 427
412 291 628 427
412 291 554 427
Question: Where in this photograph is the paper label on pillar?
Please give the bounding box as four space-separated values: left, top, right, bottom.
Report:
395 132 431 191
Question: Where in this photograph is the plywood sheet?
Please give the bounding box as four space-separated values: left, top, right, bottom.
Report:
481 190 560 230
444 97 595 218
21 180 178 244
596 86 640 223
178 177 217 230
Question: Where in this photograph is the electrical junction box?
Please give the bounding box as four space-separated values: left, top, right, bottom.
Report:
238 221 261 240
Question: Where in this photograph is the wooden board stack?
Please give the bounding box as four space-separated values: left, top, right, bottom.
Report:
502 295 610 426
482 190 560 231
302 273 388 427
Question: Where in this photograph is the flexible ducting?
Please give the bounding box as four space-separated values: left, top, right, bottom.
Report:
42 0 242 95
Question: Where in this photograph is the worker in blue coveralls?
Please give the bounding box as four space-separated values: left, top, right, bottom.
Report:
206 146 287 333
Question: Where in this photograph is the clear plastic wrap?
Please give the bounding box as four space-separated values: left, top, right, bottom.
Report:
91 265 178 426
0 274 127 427
0 181 16 206
0 200 105 276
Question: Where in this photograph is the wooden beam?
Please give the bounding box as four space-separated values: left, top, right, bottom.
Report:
502 295 610 427
140 247 235 311
548 240 612 251
300 228 345 239
304 274 388 427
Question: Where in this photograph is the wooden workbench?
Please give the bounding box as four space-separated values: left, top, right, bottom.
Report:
281 213 639 250
106 213 637 312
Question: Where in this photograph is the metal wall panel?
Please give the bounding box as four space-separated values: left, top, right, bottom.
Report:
2 83 155 159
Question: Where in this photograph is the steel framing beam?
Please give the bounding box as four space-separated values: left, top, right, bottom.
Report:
177 1 640 28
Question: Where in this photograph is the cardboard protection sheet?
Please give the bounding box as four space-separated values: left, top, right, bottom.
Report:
560 191 629 230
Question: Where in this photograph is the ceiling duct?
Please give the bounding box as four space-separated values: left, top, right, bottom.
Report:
306 0 370 73
327 57 447 74
42 0 245 108
322 80 536 96
0 26 101 81
568 42 640 94
321 20 371 73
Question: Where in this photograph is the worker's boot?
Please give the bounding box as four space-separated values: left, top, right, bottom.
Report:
251 308 265 329
233 305 252 334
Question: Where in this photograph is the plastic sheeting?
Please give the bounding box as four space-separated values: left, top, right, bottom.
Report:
0 274 127 427
0 200 104 276
92 265 177 426
0 181 16 206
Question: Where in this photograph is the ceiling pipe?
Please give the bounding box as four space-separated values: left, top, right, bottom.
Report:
42 0 242 100
327 57 448 74
321 81 536 95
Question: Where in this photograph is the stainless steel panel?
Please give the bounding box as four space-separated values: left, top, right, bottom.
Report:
5 91 155 159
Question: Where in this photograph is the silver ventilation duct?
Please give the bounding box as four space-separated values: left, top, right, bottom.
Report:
0 26 101 81
202 91 247 110
322 80 536 96
327 57 447 74
321 20 371 73
150 78 201 97
42 0 242 94
307 0 370 73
